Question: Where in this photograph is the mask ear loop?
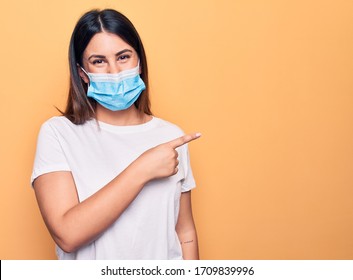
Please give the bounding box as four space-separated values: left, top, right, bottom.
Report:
80 67 89 76
77 64 91 86
77 64 91 85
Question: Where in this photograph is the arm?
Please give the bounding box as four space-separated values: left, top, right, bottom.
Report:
34 133 201 253
176 191 199 260
34 159 148 253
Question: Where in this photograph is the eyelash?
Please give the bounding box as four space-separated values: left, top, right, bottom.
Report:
92 59 104 65
118 54 131 61
92 55 131 65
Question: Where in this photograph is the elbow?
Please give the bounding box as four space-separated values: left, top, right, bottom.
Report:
52 232 83 254
57 241 79 254
48 217 95 254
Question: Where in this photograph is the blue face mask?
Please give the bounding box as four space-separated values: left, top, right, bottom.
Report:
81 63 146 111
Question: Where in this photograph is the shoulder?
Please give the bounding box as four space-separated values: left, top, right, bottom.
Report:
38 116 93 140
40 116 94 133
153 117 185 137
41 116 75 129
38 116 66 134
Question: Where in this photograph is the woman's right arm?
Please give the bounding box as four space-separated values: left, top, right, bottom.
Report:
34 133 200 253
34 162 146 253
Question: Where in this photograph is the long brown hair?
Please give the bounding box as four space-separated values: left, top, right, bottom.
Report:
64 9 152 125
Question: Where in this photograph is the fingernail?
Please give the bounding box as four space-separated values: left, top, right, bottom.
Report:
195 133 202 137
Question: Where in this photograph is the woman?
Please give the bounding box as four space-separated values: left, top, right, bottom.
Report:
31 9 200 260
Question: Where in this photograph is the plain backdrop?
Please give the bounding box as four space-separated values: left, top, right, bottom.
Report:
1 0 353 259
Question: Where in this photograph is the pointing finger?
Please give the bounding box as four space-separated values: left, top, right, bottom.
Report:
167 133 202 149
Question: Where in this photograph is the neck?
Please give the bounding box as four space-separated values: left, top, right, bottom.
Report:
95 104 151 126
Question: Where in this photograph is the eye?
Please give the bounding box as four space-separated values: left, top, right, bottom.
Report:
117 54 131 61
92 59 105 65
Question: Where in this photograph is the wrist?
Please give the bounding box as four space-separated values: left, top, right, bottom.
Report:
127 157 152 186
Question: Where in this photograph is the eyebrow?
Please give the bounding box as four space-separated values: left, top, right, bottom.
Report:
87 49 133 60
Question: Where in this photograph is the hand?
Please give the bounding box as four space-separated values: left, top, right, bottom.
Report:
136 133 201 182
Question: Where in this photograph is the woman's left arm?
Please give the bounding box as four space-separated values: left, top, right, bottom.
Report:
176 190 199 260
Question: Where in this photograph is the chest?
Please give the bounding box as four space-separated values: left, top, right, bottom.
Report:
58 128 185 201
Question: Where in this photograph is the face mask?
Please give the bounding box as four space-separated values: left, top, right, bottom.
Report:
81 63 146 111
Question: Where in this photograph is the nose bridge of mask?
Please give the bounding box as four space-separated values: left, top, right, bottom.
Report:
80 61 140 83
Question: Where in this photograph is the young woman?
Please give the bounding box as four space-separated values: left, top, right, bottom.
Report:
31 9 200 260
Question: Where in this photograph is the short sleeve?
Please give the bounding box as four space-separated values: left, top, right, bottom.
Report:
30 121 71 186
180 143 196 192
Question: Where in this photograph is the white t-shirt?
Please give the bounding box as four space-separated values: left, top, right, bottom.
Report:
31 116 196 260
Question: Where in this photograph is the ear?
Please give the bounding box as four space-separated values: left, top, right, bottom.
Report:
77 64 89 84
138 59 142 74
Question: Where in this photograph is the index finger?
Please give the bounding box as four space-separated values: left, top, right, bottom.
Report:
167 133 202 149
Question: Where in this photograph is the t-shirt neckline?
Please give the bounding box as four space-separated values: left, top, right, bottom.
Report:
91 116 159 134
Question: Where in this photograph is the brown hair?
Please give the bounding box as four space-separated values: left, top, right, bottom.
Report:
63 9 152 124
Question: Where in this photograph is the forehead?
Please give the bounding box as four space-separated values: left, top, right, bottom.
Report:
83 32 135 57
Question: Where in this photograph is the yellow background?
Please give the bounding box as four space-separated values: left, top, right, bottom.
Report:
1 0 353 259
